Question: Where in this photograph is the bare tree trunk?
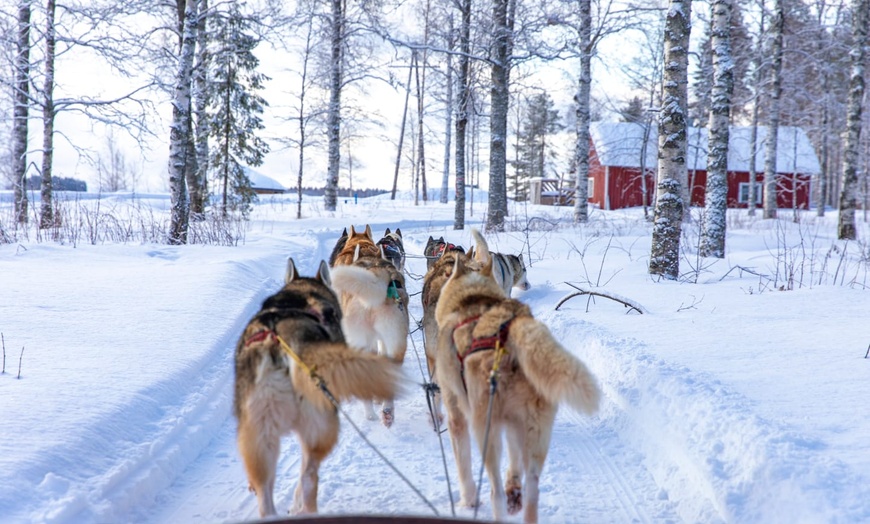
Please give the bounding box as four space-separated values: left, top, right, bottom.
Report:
700 0 734 258
572 0 591 223
649 0 691 280
12 0 31 226
190 0 209 218
39 0 56 229
296 16 315 220
838 0 869 239
747 6 764 218
324 0 344 211
417 0 431 203
391 57 413 200
454 0 471 229
763 0 784 219
440 16 454 204
486 0 515 232
168 0 197 244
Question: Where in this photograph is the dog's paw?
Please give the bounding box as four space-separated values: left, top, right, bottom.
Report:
506 485 522 515
381 407 394 428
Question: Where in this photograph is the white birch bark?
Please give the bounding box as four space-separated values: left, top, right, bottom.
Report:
649 0 691 280
700 0 734 258
763 0 784 219
191 0 209 217
167 0 197 244
12 0 31 225
454 0 471 229
572 0 591 224
837 0 869 239
324 0 343 212
39 0 56 229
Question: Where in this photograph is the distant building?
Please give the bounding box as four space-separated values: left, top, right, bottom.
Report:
585 122 820 210
244 167 287 195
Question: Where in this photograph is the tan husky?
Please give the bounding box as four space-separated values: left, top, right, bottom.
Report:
435 229 600 524
234 259 404 517
330 237 410 427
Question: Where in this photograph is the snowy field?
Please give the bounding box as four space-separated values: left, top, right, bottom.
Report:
1 190 868 524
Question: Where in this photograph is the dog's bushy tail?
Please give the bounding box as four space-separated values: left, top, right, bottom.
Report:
330 265 386 307
292 342 408 411
509 317 600 415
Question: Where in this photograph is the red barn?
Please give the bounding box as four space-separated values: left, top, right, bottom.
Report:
587 122 820 210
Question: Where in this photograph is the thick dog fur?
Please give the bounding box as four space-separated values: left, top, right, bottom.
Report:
470 234 531 296
435 229 600 524
330 231 410 427
376 227 405 272
234 259 404 517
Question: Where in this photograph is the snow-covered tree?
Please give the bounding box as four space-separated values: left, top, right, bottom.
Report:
207 4 269 219
167 0 197 244
12 0 30 225
837 0 869 240
511 92 561 201
700 0 734 259
454 0 471 230
649 0 691 280
762 0 785 219
486 0 515 232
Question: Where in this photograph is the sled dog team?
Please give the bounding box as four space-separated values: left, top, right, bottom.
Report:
233 225 600 523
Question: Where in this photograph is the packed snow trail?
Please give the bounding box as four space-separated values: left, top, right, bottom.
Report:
133 225 683 523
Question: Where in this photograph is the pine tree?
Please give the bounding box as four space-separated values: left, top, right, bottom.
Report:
511 92 561 201
207 5 270 219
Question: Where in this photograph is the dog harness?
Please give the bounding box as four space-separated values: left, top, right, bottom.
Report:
377 238 403 260
452 314 514 391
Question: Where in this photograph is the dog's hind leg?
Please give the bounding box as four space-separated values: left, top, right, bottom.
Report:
293 418 339 514
520 408 556 524
473 417 507 522
375 335 406 428
444 391 477 508
504 425 524 515
237 416 279 517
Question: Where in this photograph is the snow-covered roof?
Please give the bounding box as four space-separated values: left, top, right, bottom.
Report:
243 167 287 191
590 122 821 175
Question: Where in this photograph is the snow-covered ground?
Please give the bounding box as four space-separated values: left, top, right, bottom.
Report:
1 191 868 524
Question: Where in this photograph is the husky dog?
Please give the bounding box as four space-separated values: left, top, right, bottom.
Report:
376 227 405 272
435 229 600 524
330 225 380 267
327 228 348 267
234 259 404 517
470 235 531 297
420 247 477 425
424 235 466 270
330 230 410 427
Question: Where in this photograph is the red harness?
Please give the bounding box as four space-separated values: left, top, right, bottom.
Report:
453 315 513 390
244 329 274 347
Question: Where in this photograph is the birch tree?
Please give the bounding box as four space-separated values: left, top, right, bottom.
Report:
12 0 31 225
167 0 197 244
700 0 734 258
454 0 471 229
440 15 454 204
762 0 785 219
486 0 515 232
38 0 55 229
573 0 592 223
324 0 343 211
837 0 869 240
649 0 691 280
191 0 210 218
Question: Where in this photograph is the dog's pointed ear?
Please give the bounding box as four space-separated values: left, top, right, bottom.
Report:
365 224 373 240
341 227 348 238
353 244 361 262
350 225 357 236
448 252 466 283
385 227 391 235
285 258 298 285
316 260 331 286
467 246 475 259
395 228 402 238
428 235 434 243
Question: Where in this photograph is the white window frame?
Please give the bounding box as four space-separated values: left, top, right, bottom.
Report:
587 177 595 198
738 182 762 204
